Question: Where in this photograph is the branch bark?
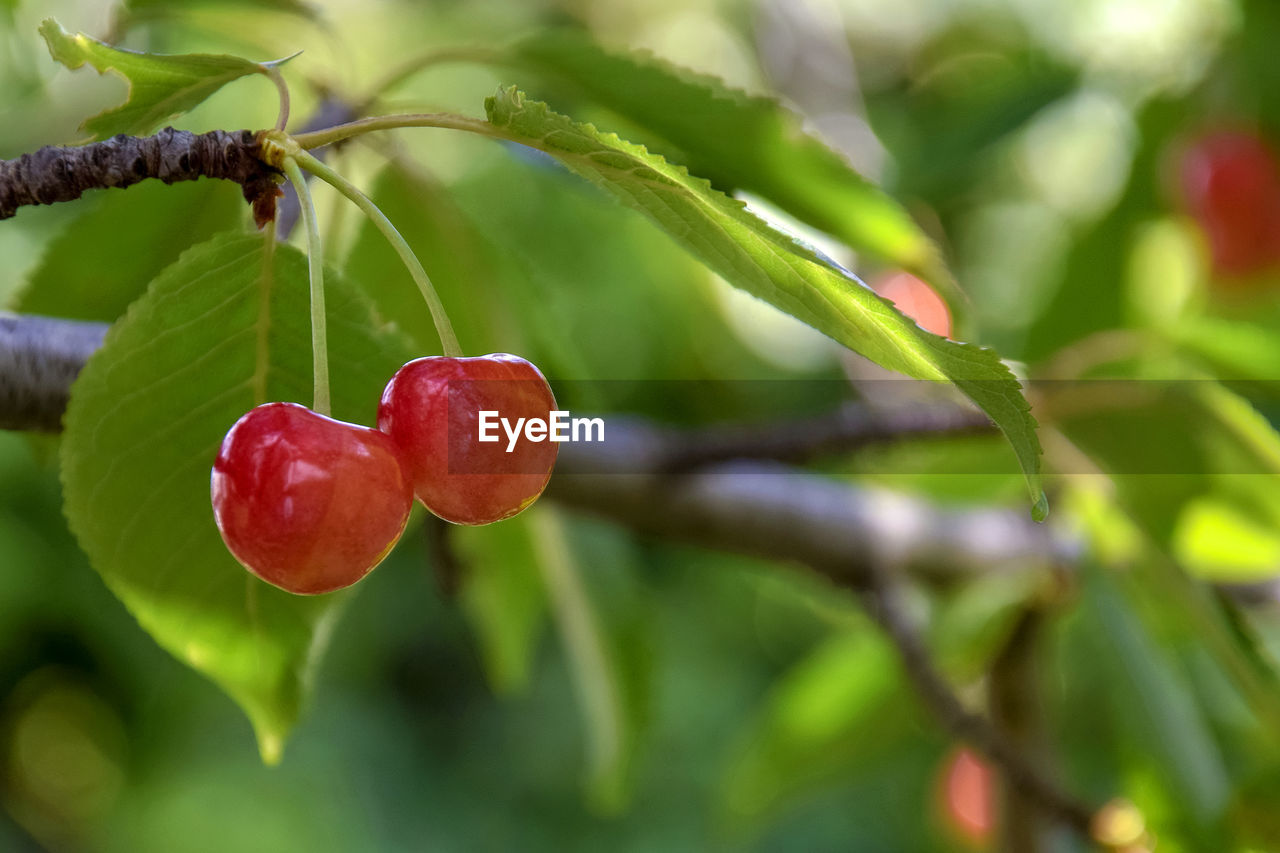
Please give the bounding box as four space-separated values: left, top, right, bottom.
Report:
988 608 1056 851
0 128 281 225
864 565 1096 838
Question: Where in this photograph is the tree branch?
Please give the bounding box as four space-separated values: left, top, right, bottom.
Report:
0 315 106 432
547 417 1072 588
863 565 1096 837
0 128 282 226
988 608 1055 851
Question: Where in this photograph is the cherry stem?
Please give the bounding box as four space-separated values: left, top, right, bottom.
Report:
291 113 500 152
281 156 332 416
293 148 463 358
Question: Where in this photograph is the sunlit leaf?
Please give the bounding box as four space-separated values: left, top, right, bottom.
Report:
484 87 1044 515
504 30 947 285
528 507 632 813
720 628 912 822
453 514 547 696
1173 497 1280 582
39 17 265 139
1083 565 1232 826
60 232 413 760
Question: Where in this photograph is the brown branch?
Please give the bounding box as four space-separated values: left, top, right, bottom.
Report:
862 562 1097 837
0 315 106 432
988 608 1054 852
652 403 993 471
0 128 282 225
548 420 1072 588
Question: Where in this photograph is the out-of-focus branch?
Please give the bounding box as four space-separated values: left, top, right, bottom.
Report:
989 608 1055 852
649 403 993 471
0 315 105 431
864 564 1096 838
548 416 1072 589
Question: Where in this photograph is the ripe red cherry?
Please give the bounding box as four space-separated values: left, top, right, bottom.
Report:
377 354 558 525
1179 130 1280 278
211 402 413 594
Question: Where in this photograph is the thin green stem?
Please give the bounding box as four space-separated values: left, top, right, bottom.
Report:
282 156 331 416
360 46 500 109
293 148 462 357
261 65 292 132
291 113 501 151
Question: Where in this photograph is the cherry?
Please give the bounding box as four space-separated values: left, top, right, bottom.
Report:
211 402 413 595
377 354 558 525
875 271 953 338
1179 130 1280 278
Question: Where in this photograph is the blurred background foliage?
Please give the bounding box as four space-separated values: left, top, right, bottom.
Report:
4 0 1280 850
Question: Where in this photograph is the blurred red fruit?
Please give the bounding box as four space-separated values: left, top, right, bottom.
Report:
875 272 953 338
938 747 995 846
1179 130 1280 278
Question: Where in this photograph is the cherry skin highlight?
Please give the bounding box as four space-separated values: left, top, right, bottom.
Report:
211 402 413 595
377 354 558 525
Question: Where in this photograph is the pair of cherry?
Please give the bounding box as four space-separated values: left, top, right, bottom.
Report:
211 354 557 595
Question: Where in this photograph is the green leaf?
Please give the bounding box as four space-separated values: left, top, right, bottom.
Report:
60 232 413 760
454 514 548 696
1083 564 1232 827
484 87 1044 515
39 17 264 139
124 0 318 17
506 30 947 285
12 178 244 321
1051 379 1280 549
720 628 914 822
1173 316 1280 391
528 507 633 813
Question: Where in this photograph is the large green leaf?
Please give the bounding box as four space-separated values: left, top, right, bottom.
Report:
60 232 413 760
527 507 634 813
453 514 548 696
13 178 244 320
484 87 1044 515
1083 564 1231 831
502 31 947 285
39 18 266 139
719 628 917 823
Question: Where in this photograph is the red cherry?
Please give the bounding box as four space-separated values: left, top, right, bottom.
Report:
377 354 558 525
211 402 413 595
1179 130 1280 278
875 271 953 338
